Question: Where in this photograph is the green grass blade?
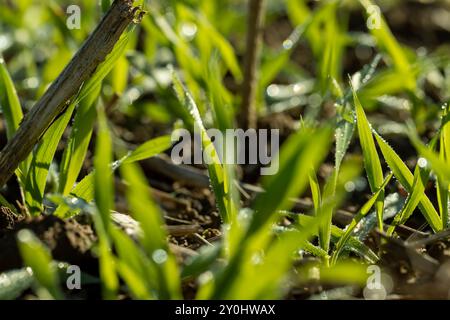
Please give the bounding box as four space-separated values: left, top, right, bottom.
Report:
17 229 63 299
302 241 329 259
58 85 100 195
0 57 30 185
374 133 442 232
409 121 450 229
203 127 332 299
111 55 129 95
334 55 382 174
0 268 34 300
216 199 336 299
437 177 449 229
24 102 76 215
120 163 166 253
353 87 385 230
409 131 450 183
115 258 153 299
318 170 337 254
331 172 393 265
318 3 344 92
122 135 172 164
196 12 242 82
172 70 237 224
23 29 131 214
204 56 234 131
285 0 311 25
96 232 118 300
387 166 426 235
94 104 113 229
439 104 450 228
358 0 415 89
76 29 131 104
441 104 450 162
93 104 118 299
53 135 171 218
293 213 378 263
181 245 222 279
308 169 321 214
53 172 94 218
320 156 363 256
335 117 355 173
120 162 182 299
0 58 23 139
111 228 155 299
249 125 332 237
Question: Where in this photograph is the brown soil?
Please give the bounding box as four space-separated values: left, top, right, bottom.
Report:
0 213 97 273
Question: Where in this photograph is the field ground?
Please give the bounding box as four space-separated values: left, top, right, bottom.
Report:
0 0 450 300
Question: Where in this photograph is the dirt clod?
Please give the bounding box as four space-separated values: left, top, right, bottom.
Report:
0 206 20 230
0 215 97 273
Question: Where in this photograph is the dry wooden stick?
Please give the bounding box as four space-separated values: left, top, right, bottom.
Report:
240 0 266 129
0 0 140 186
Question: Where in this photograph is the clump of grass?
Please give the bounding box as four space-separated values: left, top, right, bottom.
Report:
0 0 449 300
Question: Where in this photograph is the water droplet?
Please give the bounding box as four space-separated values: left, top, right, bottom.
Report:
198 271 213 284
344 181 356 192
0 35 11 52
17 230 33 242
354 222 362 233
292 83 302 93
308 93 322 108
23 77 39 89
282 39 293 50
127 88 140 104
418 157 427 168
351 72 362 90
152 249 168 264
267 84 280 97
181 22 197 40
251 252 263 265
402 100 410 110
290 96 301 106
416 46 427 57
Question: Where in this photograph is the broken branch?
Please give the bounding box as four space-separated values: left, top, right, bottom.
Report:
0 0 140 186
